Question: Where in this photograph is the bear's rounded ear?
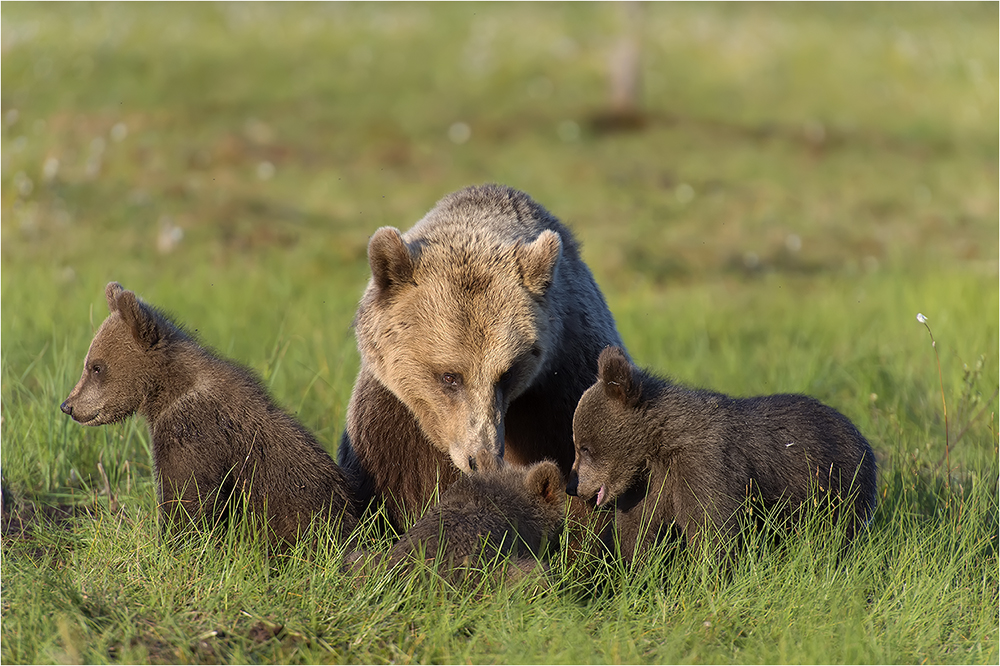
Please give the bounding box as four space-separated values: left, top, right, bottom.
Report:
105 282 125 312
368 227 415 296
597 346 642 407
525 460 565 506
517 230 561 297
116 290 160 349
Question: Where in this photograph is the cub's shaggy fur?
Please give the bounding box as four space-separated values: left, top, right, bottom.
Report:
387 450 565 571
61 283 358 548
569 347 877 561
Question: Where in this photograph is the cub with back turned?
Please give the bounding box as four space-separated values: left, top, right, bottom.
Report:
389 450 565 570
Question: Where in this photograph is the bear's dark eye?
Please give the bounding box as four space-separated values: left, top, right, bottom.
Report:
497 368 515 392
579 445 591 458
91 362 104 376
440 372 463 390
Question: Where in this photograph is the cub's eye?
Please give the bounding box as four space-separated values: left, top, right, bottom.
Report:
440 372 463 389
91 362 104 376
579 445 593 458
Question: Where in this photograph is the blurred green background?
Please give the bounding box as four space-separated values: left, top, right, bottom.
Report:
2 1 997 491
2 4 998 664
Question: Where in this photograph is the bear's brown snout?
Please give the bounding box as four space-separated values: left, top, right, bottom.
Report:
59 395 96 424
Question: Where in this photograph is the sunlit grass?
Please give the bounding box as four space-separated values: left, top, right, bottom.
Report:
2 2 997 664
2 473 995 664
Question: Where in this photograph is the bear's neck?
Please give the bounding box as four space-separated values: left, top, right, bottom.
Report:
138 341 210 423
645 382 720 457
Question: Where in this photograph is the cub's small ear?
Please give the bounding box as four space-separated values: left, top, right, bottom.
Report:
368 227 415 296
116 290 160 349
518 230 562 297
597 346 642 407
525 460 565 506
105 282 125 312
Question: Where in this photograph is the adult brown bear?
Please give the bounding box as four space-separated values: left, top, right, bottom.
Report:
339 184 625 530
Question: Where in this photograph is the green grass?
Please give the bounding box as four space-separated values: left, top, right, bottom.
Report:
2 2 997 664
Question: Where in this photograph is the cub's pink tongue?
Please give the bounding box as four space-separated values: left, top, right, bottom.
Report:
596 485 607 506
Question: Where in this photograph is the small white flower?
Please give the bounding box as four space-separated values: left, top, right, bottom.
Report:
916 313 927 324
110 122 128 143
256 161 275 180
448 121 471 144
42 156 59 181
675 183 695 204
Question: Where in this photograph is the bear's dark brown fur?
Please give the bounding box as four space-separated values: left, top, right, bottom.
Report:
339 184 625 530
390 450 565 567
61 283 358 548
568 346 878 561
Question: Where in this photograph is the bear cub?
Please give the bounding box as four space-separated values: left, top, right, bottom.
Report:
384 450 565 573
568 346 877 561
61 283 358 548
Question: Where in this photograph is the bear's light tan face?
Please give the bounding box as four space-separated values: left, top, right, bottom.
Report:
355 224 562 473
61 313 150 426
369 275 550 473
356 223 562 475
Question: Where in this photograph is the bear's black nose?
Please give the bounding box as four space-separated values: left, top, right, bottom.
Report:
60 401 73 416
565 471 579 496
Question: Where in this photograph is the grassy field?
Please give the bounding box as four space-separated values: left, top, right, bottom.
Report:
2 3 997 664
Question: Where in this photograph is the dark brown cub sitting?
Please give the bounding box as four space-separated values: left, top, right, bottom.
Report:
61 282 358 549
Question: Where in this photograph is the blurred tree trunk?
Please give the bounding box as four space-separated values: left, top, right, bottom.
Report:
593 1 646 132
610 1 642 115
